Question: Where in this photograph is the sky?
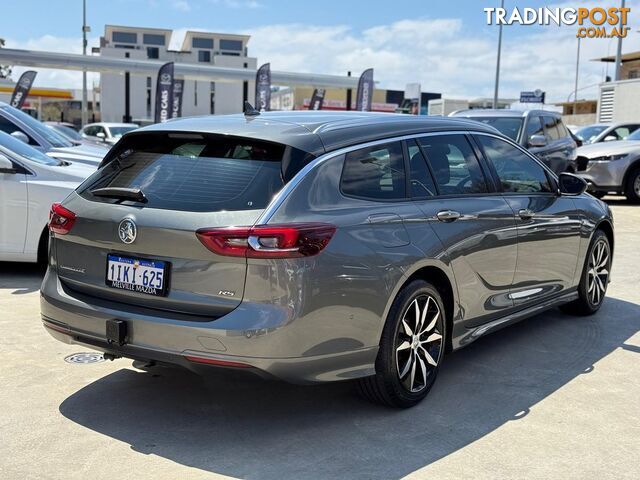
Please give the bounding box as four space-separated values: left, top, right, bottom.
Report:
1 0 639 103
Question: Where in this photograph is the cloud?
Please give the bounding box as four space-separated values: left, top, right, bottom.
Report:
210 0 261 9
3 5 639 104
245 11 640 103
172 0 191 12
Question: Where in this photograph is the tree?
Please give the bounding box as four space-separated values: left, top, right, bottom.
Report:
0 38 12 80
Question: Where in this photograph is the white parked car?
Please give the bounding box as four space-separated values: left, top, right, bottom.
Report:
0 131 95 263
80 122 139 146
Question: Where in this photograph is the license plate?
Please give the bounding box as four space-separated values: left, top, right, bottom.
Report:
106 254 168 296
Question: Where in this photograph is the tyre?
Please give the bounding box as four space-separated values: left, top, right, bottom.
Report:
560 230 611 316
357 280 446 408
625 167 640 203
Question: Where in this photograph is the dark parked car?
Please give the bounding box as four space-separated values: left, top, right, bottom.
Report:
451 109 577 174
42 112 614 408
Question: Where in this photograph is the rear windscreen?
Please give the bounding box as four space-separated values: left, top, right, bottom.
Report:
79 133 286 212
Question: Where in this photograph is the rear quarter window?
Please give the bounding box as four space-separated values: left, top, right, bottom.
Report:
79 133 288 212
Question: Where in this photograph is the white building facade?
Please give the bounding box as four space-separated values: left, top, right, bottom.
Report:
99 25 257 123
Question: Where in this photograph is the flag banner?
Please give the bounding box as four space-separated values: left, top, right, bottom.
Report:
355 68 374 112
308 88 326 110
154 62 174 123
171 79 184 119
10 71 37 109
255 63 271 112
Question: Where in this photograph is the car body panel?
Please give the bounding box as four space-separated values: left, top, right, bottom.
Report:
576 140 640 192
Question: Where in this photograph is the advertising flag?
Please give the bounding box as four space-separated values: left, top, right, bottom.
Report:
355 68 374 112
255 63 271 112
171 79 184 119
154 62 174 123
10 71 37 109
308 88 326 110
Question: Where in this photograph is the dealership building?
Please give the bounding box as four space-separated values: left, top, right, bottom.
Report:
98 25 257 122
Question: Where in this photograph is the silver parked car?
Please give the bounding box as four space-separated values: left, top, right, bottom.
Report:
575 122 640 145
80 122 139 146
576 128 640 202
41 112 614 408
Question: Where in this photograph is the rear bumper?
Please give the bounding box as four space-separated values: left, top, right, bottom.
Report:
40 268 378 384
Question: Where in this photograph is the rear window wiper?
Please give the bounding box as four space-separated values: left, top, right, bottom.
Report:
91 187 148 203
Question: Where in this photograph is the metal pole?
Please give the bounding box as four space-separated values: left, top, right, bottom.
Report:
81 0 88 126
573 36 581 114
614 0 625 81
492 0 505 109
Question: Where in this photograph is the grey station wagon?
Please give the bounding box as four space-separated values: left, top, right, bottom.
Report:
41 111 614 408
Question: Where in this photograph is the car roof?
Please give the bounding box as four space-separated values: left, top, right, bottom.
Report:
85 122 139 127
132 111 499 156
453 109 564 118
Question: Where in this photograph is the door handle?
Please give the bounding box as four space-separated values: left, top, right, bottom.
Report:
518 209 535 220
436 210 461 222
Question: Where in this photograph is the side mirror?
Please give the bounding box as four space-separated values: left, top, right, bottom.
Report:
528 134 547 148
10 131 30 144
0 153 17 174
558 172 587 196
96 132 106 140
603 135 617 142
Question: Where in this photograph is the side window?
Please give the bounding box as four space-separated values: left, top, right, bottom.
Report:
407 141 437 197
524 115 544 142
341 142 406 200
543 116 560 141
417 134 488 195
83 126 95 136
612 127 632 140
477 135 552 194
557 121 570 138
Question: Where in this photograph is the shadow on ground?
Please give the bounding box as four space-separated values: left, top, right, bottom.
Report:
0 262 45 294
58 297 640 480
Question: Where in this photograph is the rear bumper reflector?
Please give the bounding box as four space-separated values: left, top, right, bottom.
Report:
184 355 251 368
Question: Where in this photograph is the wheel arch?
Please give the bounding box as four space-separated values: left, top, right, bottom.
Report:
595 218 614 257
385 263 458 353
621 157 640 194
37 225 49 264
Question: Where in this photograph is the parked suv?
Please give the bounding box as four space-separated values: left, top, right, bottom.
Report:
451 109 577 174
576 128 640 202
41 112 613 408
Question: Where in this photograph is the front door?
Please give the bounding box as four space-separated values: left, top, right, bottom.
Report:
474 134 582 307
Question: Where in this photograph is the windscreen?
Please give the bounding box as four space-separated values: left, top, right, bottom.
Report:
79 133 286 212
0 131 60 166
0 106 73 148
108 126 138 139
465 117 524 142
626 129 640 141
576 125 607 143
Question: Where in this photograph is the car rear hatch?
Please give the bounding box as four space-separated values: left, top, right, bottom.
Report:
53 131 299 319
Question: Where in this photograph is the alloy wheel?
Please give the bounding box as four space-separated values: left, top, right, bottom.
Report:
395 295 443 393
587 240 610 306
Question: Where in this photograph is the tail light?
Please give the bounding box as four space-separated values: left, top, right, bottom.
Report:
49 203 76 235
196 223 336 258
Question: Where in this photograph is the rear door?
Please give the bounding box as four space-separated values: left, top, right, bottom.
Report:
0 155 28 255
55 132 289 318
409 133 518 324
541 115 574 174
474 134 582 307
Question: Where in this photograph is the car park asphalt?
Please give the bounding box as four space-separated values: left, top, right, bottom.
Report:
1 197 639 480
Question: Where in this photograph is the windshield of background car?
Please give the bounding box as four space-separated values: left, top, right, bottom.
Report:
0 131 59 166
52 125 84 142
465 117 523 142
79 133 287 212
576 125 608 143
0 106 73 148
626 129 640 141
108 126 138 138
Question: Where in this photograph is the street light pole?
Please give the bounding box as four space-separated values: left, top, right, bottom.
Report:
573 36 581 115
492 0 505 109
81 0 88 127
614 0 625 81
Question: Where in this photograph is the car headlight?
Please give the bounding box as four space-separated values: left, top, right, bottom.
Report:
590 154 628 162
